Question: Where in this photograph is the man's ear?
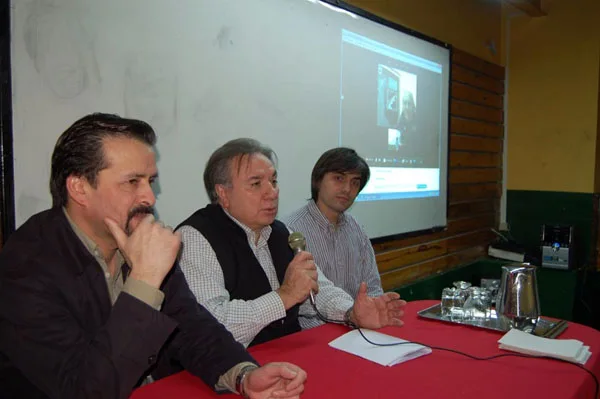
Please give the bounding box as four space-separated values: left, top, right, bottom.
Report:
66 175 90 206
215 184 229 209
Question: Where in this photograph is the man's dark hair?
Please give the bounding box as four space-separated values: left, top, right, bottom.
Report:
204 138 277 204
50 112 156 207
311 147 370 201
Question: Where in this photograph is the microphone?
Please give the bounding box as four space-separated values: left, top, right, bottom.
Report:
288 232 316 306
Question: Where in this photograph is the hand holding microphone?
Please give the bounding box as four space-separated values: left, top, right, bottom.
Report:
277 232 319 310
288 232 317 306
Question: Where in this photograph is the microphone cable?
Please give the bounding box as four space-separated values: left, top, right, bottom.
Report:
308 300 599 399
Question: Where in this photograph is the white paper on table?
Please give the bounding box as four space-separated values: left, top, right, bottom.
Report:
328 329 432 366
498 328 592 365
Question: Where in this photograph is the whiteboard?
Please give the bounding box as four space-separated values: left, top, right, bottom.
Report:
11 0 449 238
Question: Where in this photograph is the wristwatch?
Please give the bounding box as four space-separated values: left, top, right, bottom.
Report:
235 364 257 398
344 307 357 329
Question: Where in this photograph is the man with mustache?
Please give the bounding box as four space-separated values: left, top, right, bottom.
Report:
0 114 306 399
284 148 384 301
177 138 406 347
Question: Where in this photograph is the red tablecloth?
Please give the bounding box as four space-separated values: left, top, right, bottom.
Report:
131 300 600 399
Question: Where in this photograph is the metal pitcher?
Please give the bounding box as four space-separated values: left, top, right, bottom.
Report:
496 263 541 332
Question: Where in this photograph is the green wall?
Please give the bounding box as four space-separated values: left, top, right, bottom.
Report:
506 190 596 268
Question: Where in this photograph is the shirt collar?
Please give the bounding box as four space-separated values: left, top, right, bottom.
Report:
63 207 102 257
307 200 347 229
221 207 272 245
62 207 126 269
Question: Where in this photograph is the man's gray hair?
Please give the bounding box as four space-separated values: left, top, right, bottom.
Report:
204 138 278 203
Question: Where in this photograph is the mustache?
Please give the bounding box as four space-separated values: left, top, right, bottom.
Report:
125 205 155 234
128 205 155 220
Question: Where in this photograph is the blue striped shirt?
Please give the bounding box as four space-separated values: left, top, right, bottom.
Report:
283 200 384 299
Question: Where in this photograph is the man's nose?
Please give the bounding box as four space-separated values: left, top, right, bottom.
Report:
139 181 156 206
342 180 352 193
264 182 279 199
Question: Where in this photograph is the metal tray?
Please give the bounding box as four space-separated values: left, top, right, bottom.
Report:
417 303 568 339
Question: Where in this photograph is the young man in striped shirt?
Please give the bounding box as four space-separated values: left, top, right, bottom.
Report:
284 148 384 300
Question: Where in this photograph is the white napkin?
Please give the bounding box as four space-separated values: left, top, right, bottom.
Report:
328 329 432 366
498 328 592 365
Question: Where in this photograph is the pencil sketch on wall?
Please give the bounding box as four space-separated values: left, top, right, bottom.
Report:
23 0 101 100
124 54 178 136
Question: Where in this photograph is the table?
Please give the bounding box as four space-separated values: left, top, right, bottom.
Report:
131 300 600 398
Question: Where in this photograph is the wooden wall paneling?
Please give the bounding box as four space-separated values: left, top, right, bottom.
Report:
450 151 501 168
447 213 497 234
380 246 488 291
449 168 502 184
451 135 503 152
377 240 448 273
377 229 495 273
451 101 503 124
452 49 505 80
374 48 505 291
373 229 451 253
451 82 503 109
449 182 502 202
451 117 503 138
447 199 499 219
452 65 504 94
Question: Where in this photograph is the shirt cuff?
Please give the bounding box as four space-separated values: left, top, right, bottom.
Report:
263 291 288 320
215 361 259 393
123 278 165 310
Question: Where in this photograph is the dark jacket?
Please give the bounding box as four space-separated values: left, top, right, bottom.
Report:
178 204 301 346
0 207 255 399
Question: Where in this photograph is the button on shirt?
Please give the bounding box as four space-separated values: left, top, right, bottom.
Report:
284 200 383 299
178 208 355 347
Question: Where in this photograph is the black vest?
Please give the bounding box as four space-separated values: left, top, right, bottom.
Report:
178 204 301 346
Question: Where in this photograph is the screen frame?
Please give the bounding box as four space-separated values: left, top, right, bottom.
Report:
1 0 15 245
321 0 452 244
0 0 453 245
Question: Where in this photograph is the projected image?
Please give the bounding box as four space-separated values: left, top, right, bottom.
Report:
124 53 178 136
339 30 446 203
377 67 416 126
377 66 400 128
377 66 417 151
388 128 402 150
398 87 417 146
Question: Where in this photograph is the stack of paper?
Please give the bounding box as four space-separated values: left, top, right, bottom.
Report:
498 328 592 365
328 329 431 366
